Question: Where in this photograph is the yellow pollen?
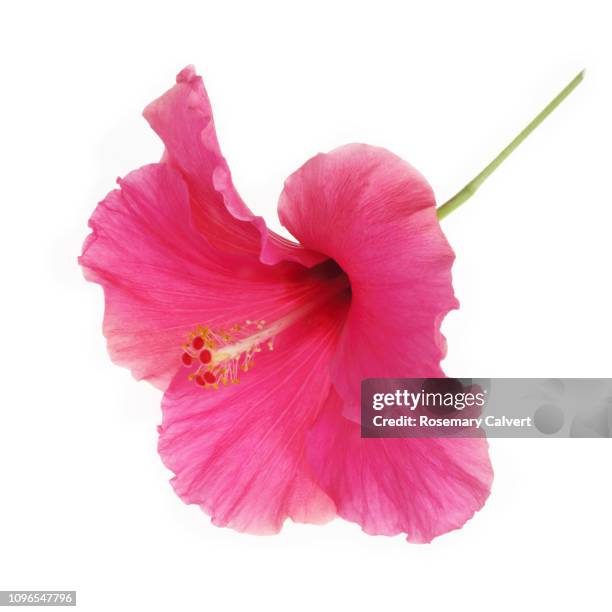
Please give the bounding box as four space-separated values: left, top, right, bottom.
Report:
179 317 283 389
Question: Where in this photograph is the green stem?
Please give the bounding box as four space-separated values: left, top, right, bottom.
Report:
436 70 584 221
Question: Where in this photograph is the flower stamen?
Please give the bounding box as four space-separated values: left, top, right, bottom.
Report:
180 319 272 389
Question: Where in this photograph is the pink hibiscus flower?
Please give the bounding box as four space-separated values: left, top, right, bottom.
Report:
80 66 492 542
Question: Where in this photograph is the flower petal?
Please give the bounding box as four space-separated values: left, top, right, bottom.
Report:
144 66 326 267
306 389 493 542
279 144 458 420
80 163 326 389
158 298 348 534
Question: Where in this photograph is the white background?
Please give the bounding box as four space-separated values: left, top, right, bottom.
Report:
1 1 611 610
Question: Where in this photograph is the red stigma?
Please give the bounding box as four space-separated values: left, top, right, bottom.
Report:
195 375 205 386
204 371 216 384
200 349 212 364
181 353 193 366
192 336 204 350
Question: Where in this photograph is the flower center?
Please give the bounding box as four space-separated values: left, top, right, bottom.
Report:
180 273 349 389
